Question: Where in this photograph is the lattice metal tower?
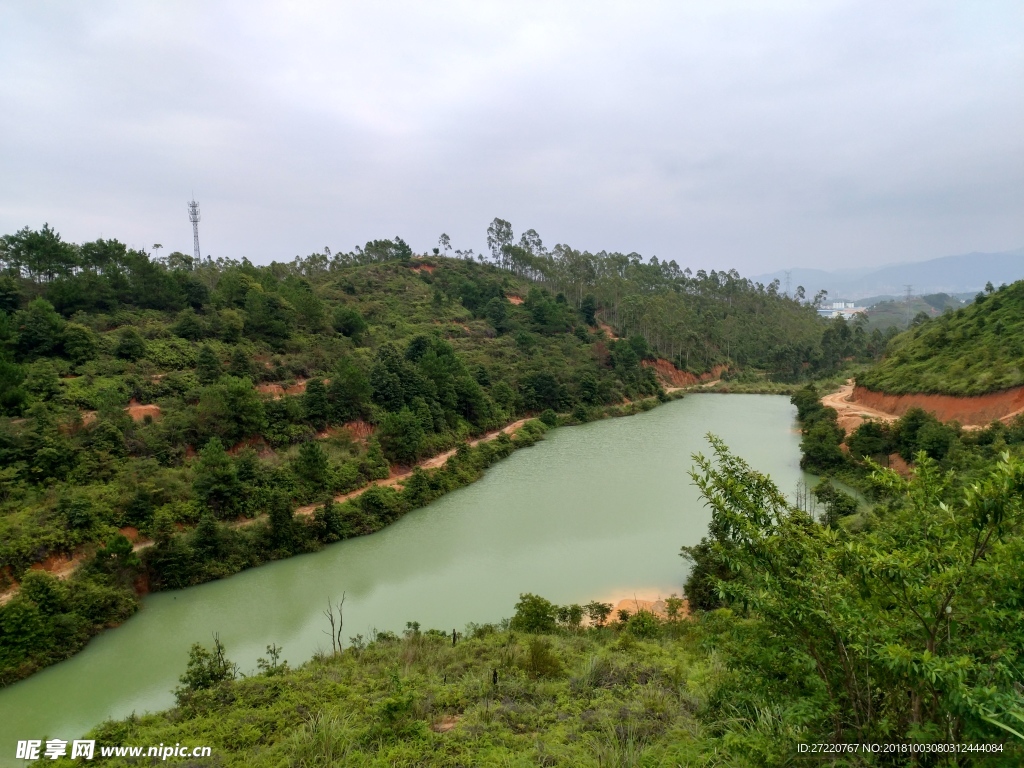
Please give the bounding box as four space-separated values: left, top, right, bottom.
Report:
187 197 201 261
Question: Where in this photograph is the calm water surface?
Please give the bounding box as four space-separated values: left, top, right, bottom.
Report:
0 394 812 762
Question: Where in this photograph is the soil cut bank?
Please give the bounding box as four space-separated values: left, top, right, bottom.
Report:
645 360 728 388
852 383 1024 427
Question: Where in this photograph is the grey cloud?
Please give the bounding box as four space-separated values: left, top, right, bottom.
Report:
0 0 1021 273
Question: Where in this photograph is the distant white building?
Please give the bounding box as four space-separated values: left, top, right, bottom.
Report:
817 301 866 319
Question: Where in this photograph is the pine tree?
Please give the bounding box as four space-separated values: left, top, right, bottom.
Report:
196 345 222 385
302 378 330 429
227 347 253 379
268 491 295 549
313 499 345 542
191 513 221 559
193 437 241 517
293 441 329 486
114 327 146 361
328 356 371 422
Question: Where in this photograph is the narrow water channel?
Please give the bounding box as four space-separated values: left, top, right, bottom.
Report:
0 394 814 762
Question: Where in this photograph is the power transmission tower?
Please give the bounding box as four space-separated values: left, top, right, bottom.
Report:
188 197 201 262
904 284 913 325
784 270 792 298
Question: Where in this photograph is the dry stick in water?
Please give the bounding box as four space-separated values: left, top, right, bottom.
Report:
322 598 336 654
322 592 346 654
335 592 345 652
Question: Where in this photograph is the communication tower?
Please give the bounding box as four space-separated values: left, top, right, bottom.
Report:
188 197 201 262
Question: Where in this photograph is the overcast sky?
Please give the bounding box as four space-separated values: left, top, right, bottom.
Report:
1 1 1021 275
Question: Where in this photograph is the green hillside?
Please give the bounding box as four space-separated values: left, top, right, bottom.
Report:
858 280 1024 395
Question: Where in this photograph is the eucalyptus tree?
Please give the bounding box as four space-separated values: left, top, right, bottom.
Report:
485 218 513 267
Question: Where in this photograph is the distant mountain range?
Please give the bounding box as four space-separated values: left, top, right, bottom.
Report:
751 247 1024 302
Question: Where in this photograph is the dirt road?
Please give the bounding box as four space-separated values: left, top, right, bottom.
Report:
286 418 530 519
821 379 898 435
1 420 531 602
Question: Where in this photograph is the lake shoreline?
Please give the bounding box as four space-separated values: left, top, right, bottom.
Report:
0 389 689 688
0 392 810 761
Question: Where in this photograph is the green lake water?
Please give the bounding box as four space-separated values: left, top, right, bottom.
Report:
0 394 814 763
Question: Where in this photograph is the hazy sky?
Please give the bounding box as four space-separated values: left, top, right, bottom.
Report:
1 1 1021 275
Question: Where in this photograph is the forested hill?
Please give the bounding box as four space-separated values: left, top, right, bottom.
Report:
857 279 1024 396
0 221 835 684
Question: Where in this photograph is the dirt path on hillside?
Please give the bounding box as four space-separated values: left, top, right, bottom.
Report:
2 419 532 600
278 419 531 521
597 320 620 340
822 380 899 435
0 529 157 605
0 552 86 605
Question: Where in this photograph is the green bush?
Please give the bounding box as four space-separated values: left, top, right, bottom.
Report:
509 593 557 633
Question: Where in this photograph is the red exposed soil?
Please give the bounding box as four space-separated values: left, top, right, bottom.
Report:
126 400 162 422
256 382 286 397
342 420 375 441
1 536 157 605
256 378 308 399
229 436 274 457
315 421 374 441
887 453 912 477
643 359 727 389
852 384 1024 427
597 320 620 340
411 262 436 274
1 549 88 604
81 411 98 426
31 552 81 577
506 295 524 305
